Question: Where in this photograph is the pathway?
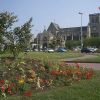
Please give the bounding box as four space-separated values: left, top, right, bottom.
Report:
66 62 100 70
62 54 100 70
63 54 97 61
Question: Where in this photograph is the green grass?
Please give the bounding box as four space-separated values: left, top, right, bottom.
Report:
0 52 100 100
18 52 83 62
1 71 100 100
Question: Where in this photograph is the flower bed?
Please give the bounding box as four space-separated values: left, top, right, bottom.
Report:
0 58 94 97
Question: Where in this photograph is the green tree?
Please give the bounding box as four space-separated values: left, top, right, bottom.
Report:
84 37 100 48
0 11 17 52
65 40 80 49
0 11 33 58
49 37 57 48
49 36 64 48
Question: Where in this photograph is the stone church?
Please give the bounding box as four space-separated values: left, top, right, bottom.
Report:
36 13 100 49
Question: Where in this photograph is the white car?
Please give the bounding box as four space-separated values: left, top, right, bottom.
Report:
88 47 98 53
47 48 54 53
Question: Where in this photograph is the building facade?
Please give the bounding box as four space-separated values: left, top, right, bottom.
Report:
36 13 100 49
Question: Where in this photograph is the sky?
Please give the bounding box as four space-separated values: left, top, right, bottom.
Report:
0 0 100 37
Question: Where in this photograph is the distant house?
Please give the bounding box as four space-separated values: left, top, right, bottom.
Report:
36 13 100 49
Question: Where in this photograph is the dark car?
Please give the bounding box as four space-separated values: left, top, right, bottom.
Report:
81 48 92 53
56 47 67 52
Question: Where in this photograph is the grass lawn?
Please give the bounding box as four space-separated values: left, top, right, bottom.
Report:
0 71 100 100
18 52 83 62
0 52 100 100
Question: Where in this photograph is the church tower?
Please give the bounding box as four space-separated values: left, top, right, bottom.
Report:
89 13 100 37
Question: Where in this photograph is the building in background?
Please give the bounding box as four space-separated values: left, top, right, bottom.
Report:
36 13 100 49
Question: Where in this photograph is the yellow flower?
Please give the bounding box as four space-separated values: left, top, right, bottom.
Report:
20 62 25 64
18 79 24 84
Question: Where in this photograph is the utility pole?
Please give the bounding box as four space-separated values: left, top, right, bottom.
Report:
79 12 83 49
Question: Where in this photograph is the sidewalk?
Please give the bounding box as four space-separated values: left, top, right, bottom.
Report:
66 62 100 70
62 54 100 70
63 54 97 62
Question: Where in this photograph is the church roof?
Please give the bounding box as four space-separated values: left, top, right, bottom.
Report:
51 22 60 30
47 22 60 31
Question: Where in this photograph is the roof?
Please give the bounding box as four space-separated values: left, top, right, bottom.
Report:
51 22 60 30
47 22 60 31
60 26 87 33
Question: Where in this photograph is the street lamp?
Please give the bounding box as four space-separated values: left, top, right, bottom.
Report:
35 30 41 50
79 12 83 49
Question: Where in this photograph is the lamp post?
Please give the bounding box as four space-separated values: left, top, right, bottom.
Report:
79 12 83 49
35 30 39 50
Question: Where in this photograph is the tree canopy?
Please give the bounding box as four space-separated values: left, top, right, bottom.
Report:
0 11 33 58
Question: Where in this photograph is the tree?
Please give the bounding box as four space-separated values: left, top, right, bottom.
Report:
0 11 17 52
49 37 57 48
65 40 80 49
14 18 33 51
0 11 33 58
84 37 100 48
49 36 64 48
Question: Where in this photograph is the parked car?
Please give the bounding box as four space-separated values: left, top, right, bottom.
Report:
88 47 98 53
34 49 38 51
47 48 54 53
73 47 81 51
24 48 30 52
81 48 93 53
56 47 67 52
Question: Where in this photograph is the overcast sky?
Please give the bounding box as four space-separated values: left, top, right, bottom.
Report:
0 0 100 36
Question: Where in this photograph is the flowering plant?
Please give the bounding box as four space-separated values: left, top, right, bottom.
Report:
0 58 94 97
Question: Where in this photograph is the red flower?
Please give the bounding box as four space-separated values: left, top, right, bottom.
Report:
85 72 91 79
51 70 56 75
76 71 81 76
76 63 80 69
23 90 32 96
7 85 11 93
1 86 5 92
56 71 60 75
11 83 16 87
0 80 5 83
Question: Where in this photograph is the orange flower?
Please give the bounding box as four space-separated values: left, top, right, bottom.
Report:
23 90 32 96
76 71 81 76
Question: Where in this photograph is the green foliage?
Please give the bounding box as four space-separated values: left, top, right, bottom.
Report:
65 40 80 49
0 11 33 58
49 36 64 48
84 37 100 47
18 18 33 50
